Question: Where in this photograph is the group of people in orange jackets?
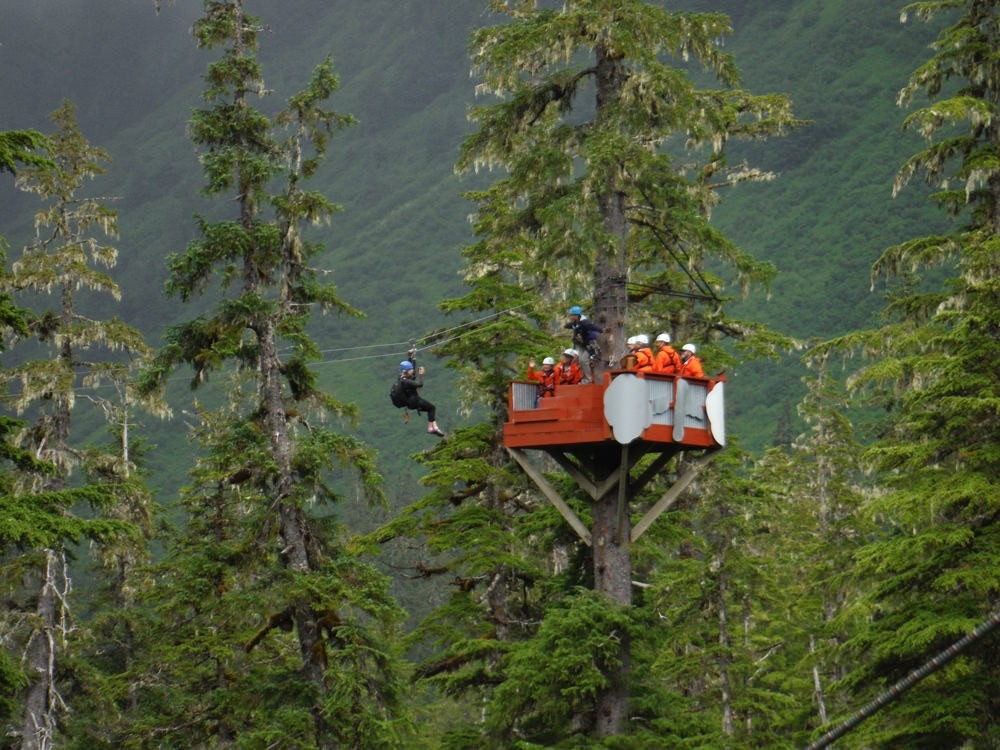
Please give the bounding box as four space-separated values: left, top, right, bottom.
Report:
526 348 583 401
526 330 704 400
625 333 703 378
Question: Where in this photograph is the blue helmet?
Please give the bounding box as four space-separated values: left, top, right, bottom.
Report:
568 305 583 315
399 360 414 371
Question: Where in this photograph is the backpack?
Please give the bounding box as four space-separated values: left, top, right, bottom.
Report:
389 380 407 408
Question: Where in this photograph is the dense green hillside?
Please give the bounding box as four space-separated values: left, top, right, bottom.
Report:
1 0 943 486
685 0 945 444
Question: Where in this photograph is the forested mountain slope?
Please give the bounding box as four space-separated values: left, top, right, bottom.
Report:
1 0 940 479
4 2 992 747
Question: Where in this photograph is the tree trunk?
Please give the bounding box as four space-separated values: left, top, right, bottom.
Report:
810 634 829 726
592 450 632 736
718 571 734 737
590 42 632 737
257 318 328 737
21 550 64 750
591 43 629 380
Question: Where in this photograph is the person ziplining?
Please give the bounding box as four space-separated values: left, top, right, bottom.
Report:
389 350 445 437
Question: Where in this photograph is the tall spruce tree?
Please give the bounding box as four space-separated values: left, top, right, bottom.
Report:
135 2 406 745
380 1 798 744
810 1 1000 745
746 363 871 744
0 101 147 749
450 0 796 739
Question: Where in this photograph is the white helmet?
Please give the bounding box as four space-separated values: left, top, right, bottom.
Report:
635 334 649 346
682 343 697 354
626 336 638 346
562 348 577 358
655 332 671 343
542 356 556 365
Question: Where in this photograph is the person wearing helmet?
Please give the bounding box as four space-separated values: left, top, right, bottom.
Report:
397 358 445 436
526 356 559 402
564 304 602 370
652 332 681 375
626 334 654 371
679 343 704 378
557 348 583 385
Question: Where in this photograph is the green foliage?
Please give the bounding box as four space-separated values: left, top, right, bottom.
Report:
0 649 27 726
2 0 992 745
639 446 810 747
119 3 410 745
807 1 1000 745
488 588 634 743
0 130 52 176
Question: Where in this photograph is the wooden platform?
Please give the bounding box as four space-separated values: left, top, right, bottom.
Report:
503 370 725 451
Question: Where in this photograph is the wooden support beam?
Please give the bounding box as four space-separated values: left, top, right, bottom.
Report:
630 448 721 542
507 448 592 546
548 448 640 503
549 450 602 501
628 448 679 498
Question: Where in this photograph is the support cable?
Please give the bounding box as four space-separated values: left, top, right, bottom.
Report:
804 607 1000 750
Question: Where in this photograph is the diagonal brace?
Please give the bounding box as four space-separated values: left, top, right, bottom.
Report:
631 448 721 542
507 448 592 546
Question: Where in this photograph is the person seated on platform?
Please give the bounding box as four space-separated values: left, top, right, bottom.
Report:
557 348 583 385
652 332 681 375
527 356 559 404
626 334 654 371
679 343 704 378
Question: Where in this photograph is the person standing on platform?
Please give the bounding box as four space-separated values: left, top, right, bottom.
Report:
527 356 559 403
564 305 602 378
557 348 583 385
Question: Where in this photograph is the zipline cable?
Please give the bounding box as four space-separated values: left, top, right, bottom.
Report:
43 304 530 392
803 607 1000 750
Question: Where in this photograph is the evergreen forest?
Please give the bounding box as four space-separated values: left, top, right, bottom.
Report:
0 0 997 748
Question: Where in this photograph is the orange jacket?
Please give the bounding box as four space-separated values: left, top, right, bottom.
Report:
526 365 558 397
634 347 654 372
653 344 681 375
680 354 704 378
557 361 583 385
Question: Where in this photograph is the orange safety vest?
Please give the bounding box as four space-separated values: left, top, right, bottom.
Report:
527 365 558 397
680 354 704 378
653 345 681 375
634 347 654 371
557 361 583 385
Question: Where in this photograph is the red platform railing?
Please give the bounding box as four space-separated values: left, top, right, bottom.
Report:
503 370 725 451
